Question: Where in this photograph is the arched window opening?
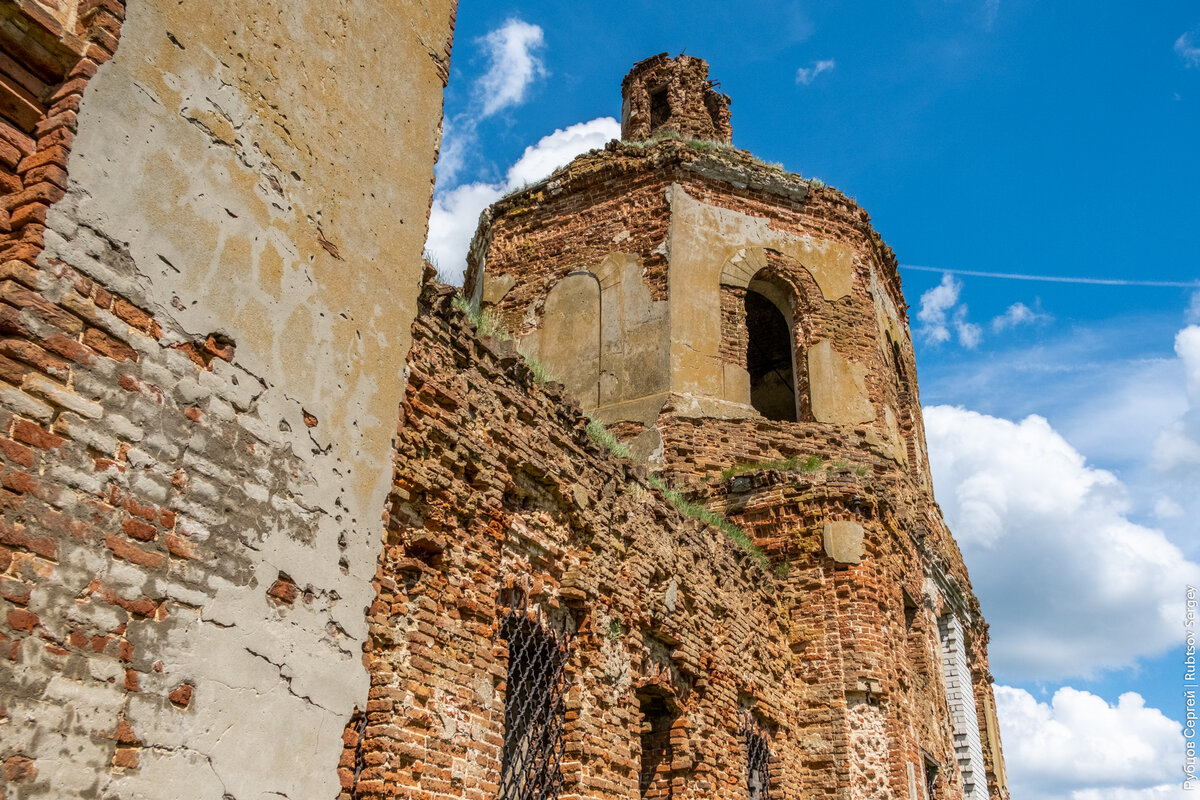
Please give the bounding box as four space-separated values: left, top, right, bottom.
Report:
746 289 797 422
924 756 941 800
498 602 571 800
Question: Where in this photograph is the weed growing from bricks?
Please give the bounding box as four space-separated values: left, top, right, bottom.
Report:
719 455 825 482
452 294 511 342
520 352 554 384
647 473 774 575
585 415 632 460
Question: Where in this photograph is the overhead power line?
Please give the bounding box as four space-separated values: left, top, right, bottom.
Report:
899 264 1200 289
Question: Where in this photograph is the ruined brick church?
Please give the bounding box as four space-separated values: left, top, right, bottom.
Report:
0 3 1008 800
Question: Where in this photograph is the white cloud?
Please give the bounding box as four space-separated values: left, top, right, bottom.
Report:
1152 326 1200 472
917 274 959 344
924 405 1200 680
1177 32 1200 68
435 19 549 188
992 301 1051 332
1154 496 1184 519
955 309 983 348
1187 290 1200 324
917 274 981 347
426 118 621 282
984 0 1000 28
435 117 471 187
505 119 619 187
426 183 506 282
795 59 836 86
996 685 1184 800
1072 788 1187 800
477 20 547 118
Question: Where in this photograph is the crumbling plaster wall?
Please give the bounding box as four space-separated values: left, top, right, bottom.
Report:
0 1 456 797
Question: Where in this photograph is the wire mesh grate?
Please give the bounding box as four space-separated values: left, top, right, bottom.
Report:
743 713 772 800
497 593 572 800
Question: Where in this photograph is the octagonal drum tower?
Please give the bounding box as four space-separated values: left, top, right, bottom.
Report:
464 54 1009 800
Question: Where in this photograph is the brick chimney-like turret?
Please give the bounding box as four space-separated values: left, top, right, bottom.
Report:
620 53 732 143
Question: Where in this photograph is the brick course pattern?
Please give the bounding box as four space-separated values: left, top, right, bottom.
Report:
458 55 1009 800
620 53 733 144
1 0 124 263
339 281 1009 800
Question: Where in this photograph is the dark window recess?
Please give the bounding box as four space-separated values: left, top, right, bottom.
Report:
743 715 772 800
649 85 670 129
746 290 797 422
498 600 571 800
924 758 940 800
903 590 919 631
638 693 677 799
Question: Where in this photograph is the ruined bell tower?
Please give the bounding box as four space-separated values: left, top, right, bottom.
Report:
461 53 1011 800
620 53 733 144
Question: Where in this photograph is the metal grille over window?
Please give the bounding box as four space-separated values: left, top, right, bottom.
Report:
498 594 572 800
743 714 772 800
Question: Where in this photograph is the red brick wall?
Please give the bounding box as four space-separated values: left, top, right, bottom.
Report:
340 286 1007 800
1 0 124 265
459 137 1006 800
343 287 813 800
0 2 463 796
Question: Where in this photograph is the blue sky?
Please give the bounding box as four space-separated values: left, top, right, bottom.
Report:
426 3 1200 798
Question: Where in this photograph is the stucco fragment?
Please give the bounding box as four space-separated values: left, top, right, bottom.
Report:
823 521 865 564
808 340 875 425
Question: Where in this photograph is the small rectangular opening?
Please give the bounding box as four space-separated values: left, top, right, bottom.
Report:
903 589 918 631
649 85 670 129
498 605 570 800
638 693 676 799
743 714 772 800
924 756 940 800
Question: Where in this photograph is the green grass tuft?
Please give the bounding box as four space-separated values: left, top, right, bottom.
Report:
424 250 458 286
719 455 825 482
519 350 554 384
452 295 511 342
585 415 632 460
647 474 773 574
808 177 826 189
684 137 738 155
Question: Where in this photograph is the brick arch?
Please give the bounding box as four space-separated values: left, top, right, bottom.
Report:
719 248 829 421
718 246 767 291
